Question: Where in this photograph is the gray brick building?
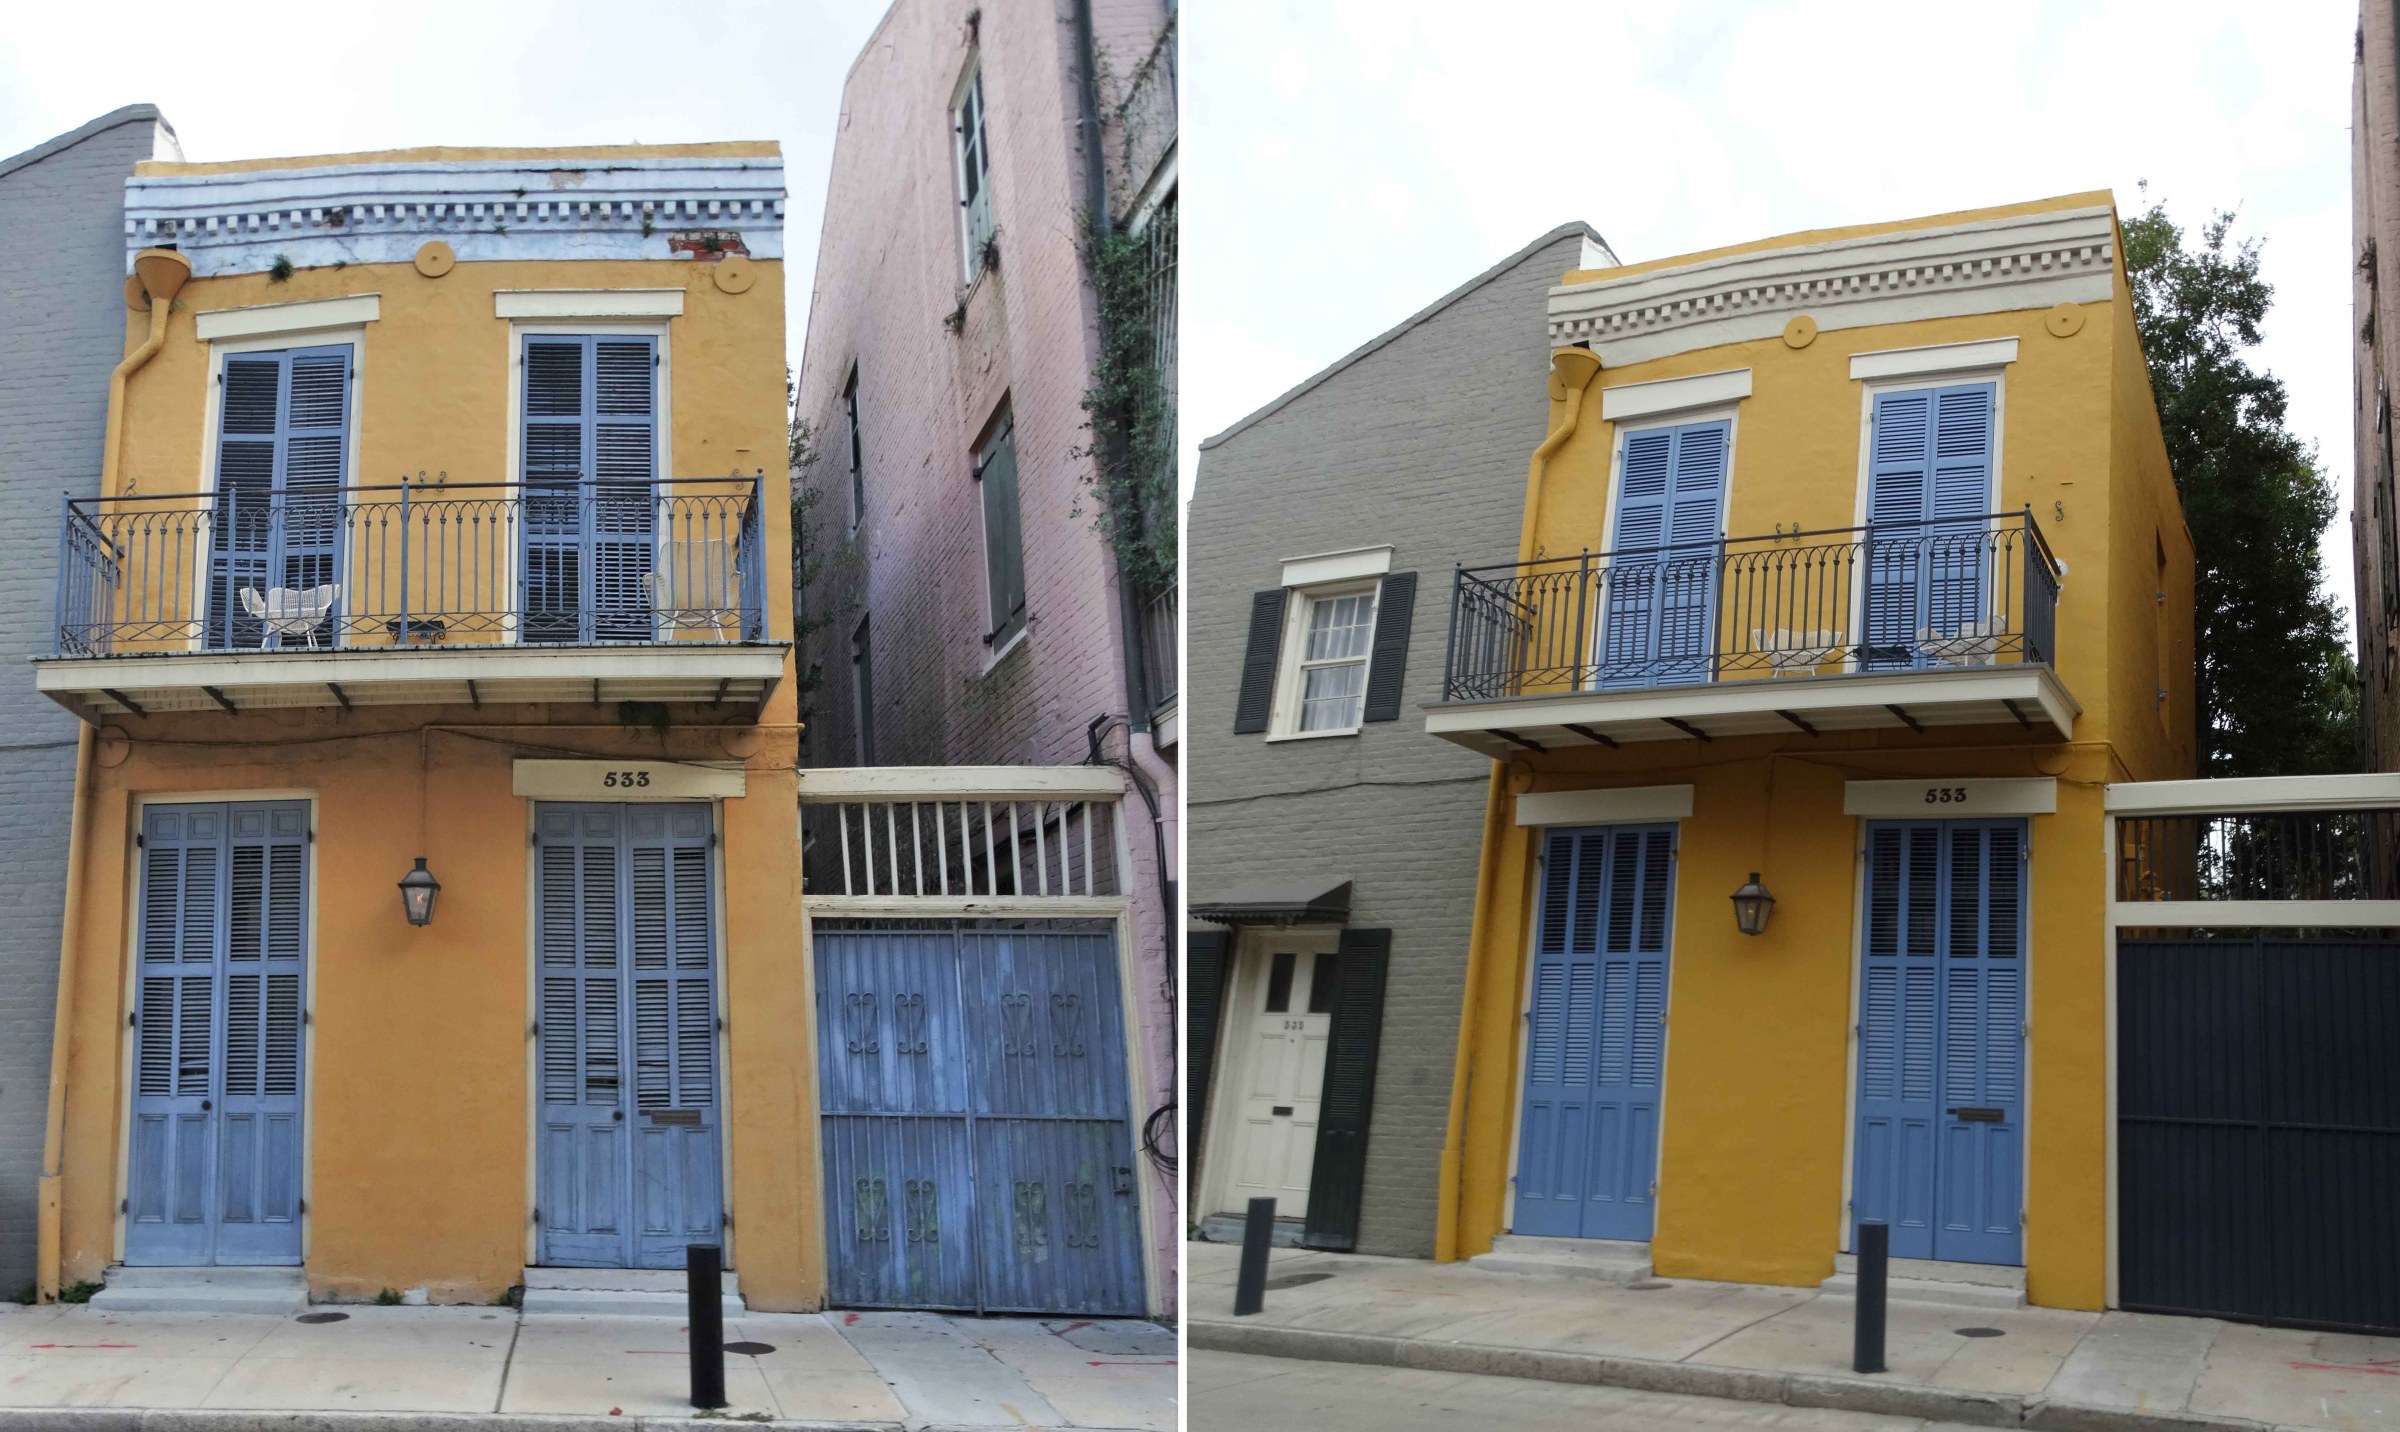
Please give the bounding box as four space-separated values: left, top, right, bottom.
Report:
0 104 176 1297
1185 223 1611 1258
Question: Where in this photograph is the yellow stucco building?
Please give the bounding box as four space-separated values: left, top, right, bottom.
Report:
1429 193 2194 1311
31 141 819 1308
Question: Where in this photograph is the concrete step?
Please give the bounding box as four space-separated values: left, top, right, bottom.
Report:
1469 1235 1654 1284
1197 1213 1307 1248
520 1266 744 1318
1821 1254 2025 1310
89 1265 308 1315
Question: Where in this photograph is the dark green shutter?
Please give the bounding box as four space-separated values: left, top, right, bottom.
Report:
1185 927 1233 1180
1231 589 1287 734
1301 927 1391 1251
978 422 1026 645
1361 572 1417 722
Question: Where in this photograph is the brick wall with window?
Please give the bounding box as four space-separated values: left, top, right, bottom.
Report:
0 105 172 1297
1187 226 1606 1257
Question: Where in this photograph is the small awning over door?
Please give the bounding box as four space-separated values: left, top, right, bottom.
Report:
1189 878 1351 926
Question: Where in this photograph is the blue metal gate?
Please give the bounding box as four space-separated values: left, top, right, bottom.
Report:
535 803 722 1269
1853 820 2025 1264
1511 825 1675 1241
125 802 310 1266
816 921 1145 1314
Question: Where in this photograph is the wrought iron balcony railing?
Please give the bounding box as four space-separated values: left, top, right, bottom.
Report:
55 474 766 657
1138 581 1178 717
1440 509 2060 704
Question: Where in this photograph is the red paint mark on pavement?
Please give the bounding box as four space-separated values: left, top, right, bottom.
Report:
1049 1320 1095 1337
2291 1361 2400 1377
28 1343 138 1350
843 1312 860 1325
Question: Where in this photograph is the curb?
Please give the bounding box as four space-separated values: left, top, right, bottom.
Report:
1188 1318 2292 1432
0 1414 893 1431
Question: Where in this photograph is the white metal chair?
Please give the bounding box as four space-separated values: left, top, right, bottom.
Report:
239 585 340 649
1751 628 1846 675
650 539 742 641
1917 617 2008 667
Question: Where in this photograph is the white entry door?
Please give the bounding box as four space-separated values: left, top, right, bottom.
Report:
1222 949 1335 1216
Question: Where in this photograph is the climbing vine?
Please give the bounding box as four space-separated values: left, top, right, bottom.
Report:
1075 209 1176 596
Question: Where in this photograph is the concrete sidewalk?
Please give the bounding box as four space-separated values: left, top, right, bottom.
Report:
1186 1241 2400 1431
0 1301 1175 1430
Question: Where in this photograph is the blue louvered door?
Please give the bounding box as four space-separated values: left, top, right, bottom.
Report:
1853 820 2024 1264
536 803 722 1268
817 922 1145 1314
1864 385 1994 669
520 336 659 645
1598 421 1727 687
1512 826 1675 1240
208 347 350 649
126 802 309 1266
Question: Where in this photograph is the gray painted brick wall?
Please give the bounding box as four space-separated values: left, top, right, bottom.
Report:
0 106 165 1296
1186 227 1600 1258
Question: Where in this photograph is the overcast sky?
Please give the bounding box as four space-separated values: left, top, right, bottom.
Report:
1184 0 2362 631
0 0 887 412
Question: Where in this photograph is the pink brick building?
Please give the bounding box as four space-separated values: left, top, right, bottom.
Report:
794 0 1179 1312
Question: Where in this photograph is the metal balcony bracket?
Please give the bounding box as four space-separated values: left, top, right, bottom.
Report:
327 682 353 711
201 685 238 715
1885 704 1925 734
713 677 731 707
1662 716 1712 743
466 679 482 710
1492 728 1547 754
2001 698 2032 729
1776 709 1819 736
101 688 147 718
1562 722 1619 749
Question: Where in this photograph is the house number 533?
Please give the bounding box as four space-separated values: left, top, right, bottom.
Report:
602 770 653 788
1922 786 1969 805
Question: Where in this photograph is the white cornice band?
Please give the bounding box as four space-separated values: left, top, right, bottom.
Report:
126 156 786 277
494 289 686 320
1549 205 2114 367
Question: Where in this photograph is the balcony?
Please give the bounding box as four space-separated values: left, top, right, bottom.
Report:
1137 581 1179 744
1427 510 2077 757
37 475 787 719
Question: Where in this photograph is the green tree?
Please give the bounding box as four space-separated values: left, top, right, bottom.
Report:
2123 197 2358 775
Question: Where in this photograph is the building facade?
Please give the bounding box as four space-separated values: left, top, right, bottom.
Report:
0 104 182 1302
33 139 823 1308
1430 195 2195 1312
2357 0 2400 768
1184 224 1614 1258
792 0 1179 1312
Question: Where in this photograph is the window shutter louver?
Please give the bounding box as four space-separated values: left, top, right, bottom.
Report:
521 335 658 644
977 425 1026 644
1300 927 1390 1251
1866 384 1994 666
1184 928 1232 1173
1231 589 1288 734
1360 571 1417 722
1600 422 1726 686
209 348 350 649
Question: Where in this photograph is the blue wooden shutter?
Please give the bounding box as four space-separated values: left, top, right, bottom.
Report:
213 803 307 1263
1933 822 2023 1264
627 804 722 1267
1866 385 1993 666
1600 423 1726 686
1854 824 1944 1258
207 349 350 650
535 804 630 1265
521 337 658 644
126 805 225 1264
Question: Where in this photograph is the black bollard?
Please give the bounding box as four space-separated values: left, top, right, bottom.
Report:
1232 1196 1276 1316
687 1243 727 1409
1853 1220 1888 1375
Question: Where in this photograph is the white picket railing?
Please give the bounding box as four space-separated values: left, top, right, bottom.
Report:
798 768 1127 904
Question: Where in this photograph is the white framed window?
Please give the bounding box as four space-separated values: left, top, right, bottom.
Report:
843 367 864 533
952 57 994 282
1271 581 1380 738
974 412 1026 655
